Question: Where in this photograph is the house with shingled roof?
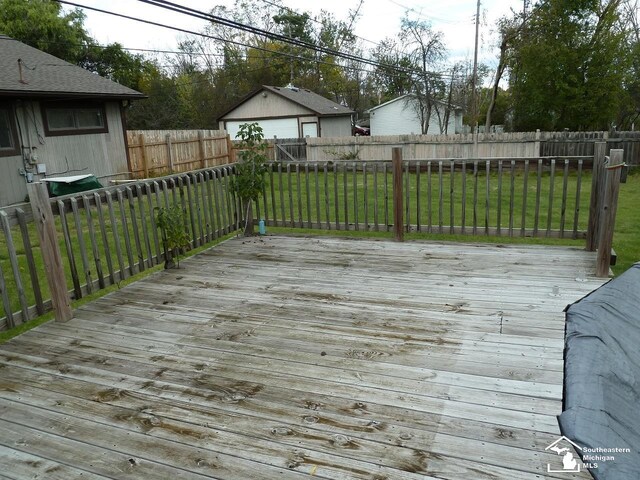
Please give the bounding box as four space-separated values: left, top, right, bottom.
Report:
0 35 145 206
217 85 354 140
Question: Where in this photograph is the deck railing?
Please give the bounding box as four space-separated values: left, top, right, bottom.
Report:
257 156 593 239
0 143 624 330
0 164 240 331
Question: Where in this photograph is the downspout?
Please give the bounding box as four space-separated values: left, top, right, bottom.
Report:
21 102 33 161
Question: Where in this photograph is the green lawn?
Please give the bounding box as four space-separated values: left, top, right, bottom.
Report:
1 163 638 338
609 168 640 275
258 162 592 238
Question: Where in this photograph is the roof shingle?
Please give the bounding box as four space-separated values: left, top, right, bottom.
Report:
263 85 353 116
0 35 144 99
217 85 354 120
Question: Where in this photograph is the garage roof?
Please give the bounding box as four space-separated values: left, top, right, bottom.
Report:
218 85 354 121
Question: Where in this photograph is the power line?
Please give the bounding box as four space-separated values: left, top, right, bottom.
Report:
133 0 405 71
52 0 385 73
53 0 463 80
256 0 381 48
138 0 462 80
385 0 467 25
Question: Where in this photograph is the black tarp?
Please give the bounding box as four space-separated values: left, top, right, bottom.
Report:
561 264 640 480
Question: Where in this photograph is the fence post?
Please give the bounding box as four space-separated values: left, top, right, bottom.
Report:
198 130 206 169
392 147 404 242
586 142 607 251
226 135 235 164
138 133 149 178
596 149 624 277
534 129 541 156
28 182 73 322
165 133 174 173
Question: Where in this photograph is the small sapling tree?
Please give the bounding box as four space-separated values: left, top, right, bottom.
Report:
155 205 190 268
230 122 269 235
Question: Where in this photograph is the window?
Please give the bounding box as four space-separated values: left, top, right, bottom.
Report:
0 105 19 157
42 102 108 136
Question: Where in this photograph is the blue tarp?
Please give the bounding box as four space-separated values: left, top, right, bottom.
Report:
561 264 640 480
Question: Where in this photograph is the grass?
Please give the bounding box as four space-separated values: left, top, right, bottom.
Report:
268 168 640 276
259 162 592 237
1 162 638 338
609 167 640 275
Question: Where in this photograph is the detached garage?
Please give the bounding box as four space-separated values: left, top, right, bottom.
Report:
217 85 354 139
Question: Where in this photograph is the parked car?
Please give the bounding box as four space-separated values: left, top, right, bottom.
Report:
353 124 370 136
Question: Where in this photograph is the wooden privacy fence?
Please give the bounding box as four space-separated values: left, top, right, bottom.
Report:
306 132 541 162
540 131 640 167
303 131 640 165
127 130 232 178
273 137 307 161
0 165 241 331
123 130 639 176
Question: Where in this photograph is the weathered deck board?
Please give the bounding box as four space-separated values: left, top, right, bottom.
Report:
0 235 604 479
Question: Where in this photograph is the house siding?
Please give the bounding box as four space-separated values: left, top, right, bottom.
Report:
225 118 300 139
220 92 312 120
0 100 129 206
370 97 462 135
219 87 354 139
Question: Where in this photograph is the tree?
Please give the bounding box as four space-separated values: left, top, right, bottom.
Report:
230 123 269 236
127 72 177 129
371 39 415 102
506 0 629 131
0 0 157 94
80 43 153 90
370 16 448 133
398 16 447 133
618 0 640 129
0 0 91 62
485 10 528 131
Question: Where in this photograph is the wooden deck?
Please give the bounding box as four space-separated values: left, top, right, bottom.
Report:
0 235 606 479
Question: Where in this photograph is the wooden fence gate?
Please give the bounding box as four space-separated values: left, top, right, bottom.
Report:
274 138 307 161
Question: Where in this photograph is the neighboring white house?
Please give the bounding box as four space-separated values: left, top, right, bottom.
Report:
217 85 354 139
368 95 464 136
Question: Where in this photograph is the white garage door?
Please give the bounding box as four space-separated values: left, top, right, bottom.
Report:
225 118 299 139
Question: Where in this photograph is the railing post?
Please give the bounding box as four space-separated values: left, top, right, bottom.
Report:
28 182 73 322
392 147 404 242
586 142 607 251
596 149 624 277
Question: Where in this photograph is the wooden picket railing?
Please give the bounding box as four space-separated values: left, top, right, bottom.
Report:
0 143 625 330
255 156 593 239
0 164 240 330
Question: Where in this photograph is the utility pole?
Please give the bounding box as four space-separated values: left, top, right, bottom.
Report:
471 0 481 129
471 0 481 149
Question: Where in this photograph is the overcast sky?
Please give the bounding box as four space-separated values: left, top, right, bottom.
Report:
79 0 525 68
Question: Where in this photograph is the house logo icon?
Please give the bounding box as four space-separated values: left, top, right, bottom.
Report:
545 436 583 473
